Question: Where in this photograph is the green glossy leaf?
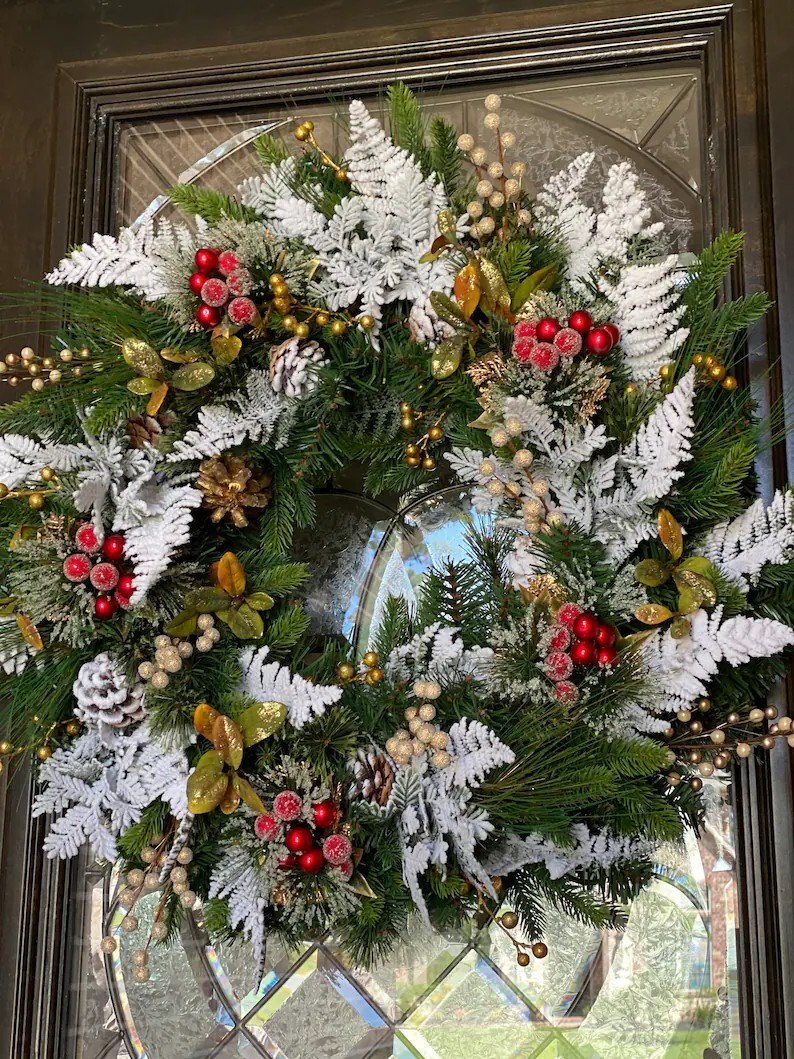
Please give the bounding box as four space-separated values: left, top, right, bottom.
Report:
677 586 706 615
430 336 465 379
634 559 671 587
186 750 228 814
170 361 216 391
185 587 232 613
245 591 275 612
511 265 557 310
163 610 199 637
429 291 467 326
223 602 264 639
127 377 163 395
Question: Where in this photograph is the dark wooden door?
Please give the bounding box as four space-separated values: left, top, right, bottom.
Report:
0 1 792 1056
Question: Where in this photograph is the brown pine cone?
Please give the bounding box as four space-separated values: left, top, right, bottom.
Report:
126 411 174 449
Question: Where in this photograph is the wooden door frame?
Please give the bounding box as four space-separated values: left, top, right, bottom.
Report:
3 1 792 1055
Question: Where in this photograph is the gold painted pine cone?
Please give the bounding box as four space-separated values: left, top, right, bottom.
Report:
197 454 272 528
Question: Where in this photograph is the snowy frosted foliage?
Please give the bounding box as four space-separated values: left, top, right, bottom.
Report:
239 645 343 729
33 724 188 861
209 837 269 974
554 369 696 562
387 623 494 686
0 428 150 523
167 370 288 462
46 215 195 301
601 257 688 381
388 758 497 923
111 471 202 604
444 718 515 789
700 491 794 590
258 100 458 341
484 825 655 880
535 153 687 380
642 605 794 715
0 617 33 675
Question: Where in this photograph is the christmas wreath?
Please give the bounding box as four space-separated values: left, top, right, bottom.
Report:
0 83 792 980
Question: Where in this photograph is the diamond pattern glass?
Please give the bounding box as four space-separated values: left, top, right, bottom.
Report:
63 62 742 1059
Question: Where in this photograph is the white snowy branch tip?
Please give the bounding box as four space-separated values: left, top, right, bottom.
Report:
239 645 342 729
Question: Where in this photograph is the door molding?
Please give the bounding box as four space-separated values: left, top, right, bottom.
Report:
7 3 790 1055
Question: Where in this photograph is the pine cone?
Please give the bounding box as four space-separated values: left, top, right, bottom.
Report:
350 748 395 809
197 454 272 528
269 337 327 398
73 653 146 729
126 411 174 449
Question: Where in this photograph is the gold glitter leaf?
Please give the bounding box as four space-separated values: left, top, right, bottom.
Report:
216 552 247 597
239 700 287 747
16 613 42 651
122 338 165 379
477 257 511 314
193 702 220 741
453 263 481 318
232 773 267 814
634 559 671 587
212 714 244 770
657 509 683 561
635 603 675 625
211 334 242 365
146 382 169 416
186 750 228 814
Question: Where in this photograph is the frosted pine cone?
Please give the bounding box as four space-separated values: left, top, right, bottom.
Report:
73 653 146 729
349 748 395 810
269 337 327 398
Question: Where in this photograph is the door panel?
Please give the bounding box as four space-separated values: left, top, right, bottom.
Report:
0 3 791 1058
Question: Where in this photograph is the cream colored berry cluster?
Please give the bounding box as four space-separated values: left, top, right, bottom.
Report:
386 679 452 768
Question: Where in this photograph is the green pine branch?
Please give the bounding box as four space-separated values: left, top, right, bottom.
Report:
168 184 260 225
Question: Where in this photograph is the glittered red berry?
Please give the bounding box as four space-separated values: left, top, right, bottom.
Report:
322 833 353 866
114 590 132 611
227 296 258 326
536 317 560 342
116 573 135 598
512 337 536 363
102 535 125 562
189 272 207 295
597 645 618 666
568 310 592 334
553 327 582 357
312 799 338 829
572 612 599 641
549 626 571 651
594 623 616 648
337 859 354 878
254 814 280 841
514 320 537 341
194 247 219 274
571 640 597 666
557 603 582 628
90 561 120 592
555 680 578 703
529 342 560 372
298 848 326 875
602 323 621 347
200 277 229 308
585 327 613 355
226 269 253 297
217 250 240 276
285 825 315 854
63 553 92 583
74 522 101 554
196 304 221 329
545 651 573 682
94 594 118 621
277 854 297 871
273 790 303 821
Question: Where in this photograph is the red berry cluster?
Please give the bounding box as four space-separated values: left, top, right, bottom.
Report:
62 523 134 620
189 247 257 330
543 604 618 702
255 792 353 878
512 312 620 370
